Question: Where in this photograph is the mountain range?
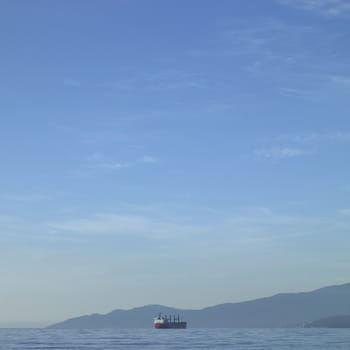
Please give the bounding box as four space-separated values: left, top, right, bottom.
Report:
307 315 350 328
49 282 350 328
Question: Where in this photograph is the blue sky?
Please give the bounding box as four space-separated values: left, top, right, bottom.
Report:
1 0 350 326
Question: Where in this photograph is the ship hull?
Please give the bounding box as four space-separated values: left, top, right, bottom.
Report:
154 322 187 329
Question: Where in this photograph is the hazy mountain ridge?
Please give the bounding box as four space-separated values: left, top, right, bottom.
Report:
49 283 350 328
307 315 350 328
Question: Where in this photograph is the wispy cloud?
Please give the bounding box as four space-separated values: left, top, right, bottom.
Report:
254 130 350 161
100 69 206 92
208 19 335 98
141 155 158 164
278 132 320 143
321 132 350 142
278 131 350 144
6 202 342 250
224 25 272 56
255 206 273 216
279 87 315 100
45 205 319 243
277 0 350 17
338 208 350 216
75 152 159 176
47 213 202 240
0 194 51 202
85 153 119 168
190 18 319 72
85 153 131 170
0 214 17 223
0 214 31 240
330 75 350 86
221 19 316 60
255 147 307 159
143 70 206 89
99 162 131 169
63 79 81 87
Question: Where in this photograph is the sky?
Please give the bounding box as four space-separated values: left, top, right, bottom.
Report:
1 0 350 327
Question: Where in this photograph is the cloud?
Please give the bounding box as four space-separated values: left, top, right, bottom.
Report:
330 75 350 86
143 70 206 90
141 155 158 164
84 152 158 171
63 79 81 87
212 16 347 101
22 203 345 253
279 87 315 100
277 0 350 17
84 152 131 170
222 19 315 59
99 162 131 169
70 152 159 178
45 205 316 244
279 131 350 144
255 207 273 216
338 208 350 216
0 214 17 223
47 213 202 240
0 215 34 240
255 130 350 161
224 26 271 56
101 70 206 92
329 132 350 141
255 147 306 159
281 133 320 143
212 19 330 92
0 194 51 202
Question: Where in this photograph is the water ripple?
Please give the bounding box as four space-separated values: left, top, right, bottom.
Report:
0 328 350 350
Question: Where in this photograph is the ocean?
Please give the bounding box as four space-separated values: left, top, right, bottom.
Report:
0 328 349 349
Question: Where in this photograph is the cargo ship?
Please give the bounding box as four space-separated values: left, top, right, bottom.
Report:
153 313 187 329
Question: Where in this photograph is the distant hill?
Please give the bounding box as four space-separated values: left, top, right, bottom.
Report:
307 315 350 328
48 282 350 328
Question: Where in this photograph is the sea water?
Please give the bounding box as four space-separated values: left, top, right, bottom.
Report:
0 328 349 349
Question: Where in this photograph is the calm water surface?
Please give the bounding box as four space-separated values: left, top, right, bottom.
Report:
0 328 349 349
